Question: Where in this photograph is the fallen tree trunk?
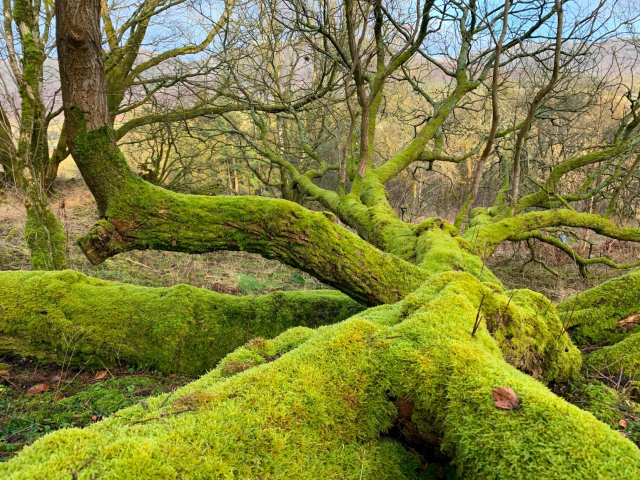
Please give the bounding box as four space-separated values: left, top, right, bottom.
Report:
557 270 640 379
2 271 638 479
0 270 363 376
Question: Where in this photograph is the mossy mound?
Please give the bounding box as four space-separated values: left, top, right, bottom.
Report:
0 270 363 375
2 271 636 479
559 270 640 346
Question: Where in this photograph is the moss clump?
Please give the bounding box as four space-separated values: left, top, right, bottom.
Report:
0 270 363 375
559 270 640 346
584 331 640 380
2 271 635 479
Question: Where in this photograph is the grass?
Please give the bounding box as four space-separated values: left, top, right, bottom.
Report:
0 355 190 462
553 376 640 448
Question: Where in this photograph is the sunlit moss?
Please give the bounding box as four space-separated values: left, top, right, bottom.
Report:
3 271 631 479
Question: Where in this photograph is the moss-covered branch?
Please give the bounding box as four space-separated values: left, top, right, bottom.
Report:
558 270 640 346
583 331 640 380
0 270 363 376
4 271 638 479
465 209 640 255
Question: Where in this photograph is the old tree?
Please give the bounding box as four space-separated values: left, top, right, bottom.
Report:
3 0 640 477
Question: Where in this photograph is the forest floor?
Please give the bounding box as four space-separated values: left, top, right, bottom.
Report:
2 179 640 464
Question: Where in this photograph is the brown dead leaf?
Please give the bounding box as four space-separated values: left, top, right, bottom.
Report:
0 362 10 381
94 370 108 381
54 394 65 402
91 415 97 422
167 374 176 379
492 387 520 410
618 313 640 332
619 419 628 429
26 383 50 395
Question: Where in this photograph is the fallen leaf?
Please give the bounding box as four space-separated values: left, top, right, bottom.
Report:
492 387 520 410
0 362 10 380
619 419 628 429
94 370 108 381
54 394 65 402
167 374 176 379
91 415 97 422
26 383 50 395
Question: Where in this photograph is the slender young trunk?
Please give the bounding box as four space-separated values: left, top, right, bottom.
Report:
24 183 67 270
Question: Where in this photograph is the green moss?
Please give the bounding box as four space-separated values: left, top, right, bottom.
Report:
584 332 640 379
24 195 67 271
564 378 625 425
2 271 629 479
559 270 640 346
0 270 363 375
413 220 501 286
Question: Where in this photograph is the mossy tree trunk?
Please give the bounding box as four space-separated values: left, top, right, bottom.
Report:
1 0 68 270
3 0 638 477
0 270 363 376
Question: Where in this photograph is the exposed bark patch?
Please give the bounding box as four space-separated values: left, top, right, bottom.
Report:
384 395 451 471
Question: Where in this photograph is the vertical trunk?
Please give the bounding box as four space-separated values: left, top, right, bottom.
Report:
24 184 67 270
12 0 68 269
56 0 121 214
233 159 239 193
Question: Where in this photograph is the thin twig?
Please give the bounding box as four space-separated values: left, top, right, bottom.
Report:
160 407 197 417
158 387 176 410
478 243 489 280
359 450 366 480
472 294 486 337
131 417 174 429
70 455 95 480
500 291 515 319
